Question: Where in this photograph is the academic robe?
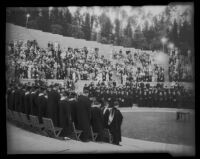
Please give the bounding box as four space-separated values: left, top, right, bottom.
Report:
69 99 78 127
7 89 12 110
38 93 48 123
76 95 92 141
14 88 21 112
59 98 73 137
47 90 60 126
30 91 39 116
24 91 31 119
10 90 16 111
102 107 110 129
19 89 25 113
108 108 123 145
91 105 104 141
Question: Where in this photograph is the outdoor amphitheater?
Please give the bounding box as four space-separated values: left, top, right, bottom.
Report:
6 6 195 156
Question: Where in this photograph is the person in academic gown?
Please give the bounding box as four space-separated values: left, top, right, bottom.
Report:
30 85 39 116
76 90 92 141
58 90 73 137
10 86 16 111
24 86 32 119
19 85 26 113
138 89 143 107
6 85 12 110
14 84 21 112
148 90 153 107
47 84 61 126
101 100 110 129
37 86 48 123
90 98 105 141
119 91 125 107
68 92 78 129
172 90 177 108
108 101 123 145
158 91 164 108
153 89 158 107
143 90 148 107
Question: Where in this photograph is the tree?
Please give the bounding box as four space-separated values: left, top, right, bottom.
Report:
132 26 146 49
168 19 179 47
143 21 156 50
37 7 51 32
99 13 113 44
114 18 120 45
179 20 193 55
62 8 73 36
82 13 91 40
124 20 133 39
50 24 63 35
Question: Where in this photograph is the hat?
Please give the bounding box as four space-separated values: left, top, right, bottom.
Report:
114 101 119 106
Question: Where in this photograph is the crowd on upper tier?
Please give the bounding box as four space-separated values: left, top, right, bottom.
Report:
168 49 193 82
6 40 113 82
6 39 193 84
112 50 165 83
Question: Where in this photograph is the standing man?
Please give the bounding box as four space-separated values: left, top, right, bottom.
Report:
90 98 105 141
58 90 72 138
30 85 39 116
76 90 92 142
37 86 48 123
47 84 61 126
108 101 123 145
24 85 31 119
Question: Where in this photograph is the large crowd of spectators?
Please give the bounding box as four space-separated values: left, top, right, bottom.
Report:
112 49 165 83
6 39 193 86
6 40 114 83
168 50 193 82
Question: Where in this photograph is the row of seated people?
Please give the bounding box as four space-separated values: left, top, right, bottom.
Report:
6 82 123 145
83 82 195 109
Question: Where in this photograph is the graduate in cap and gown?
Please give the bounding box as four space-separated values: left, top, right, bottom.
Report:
37 85 48 123
58 90 73 137
67 91 79 134
90 98 105 141
19 85 26 113
14 84 21 112
10 86 16 111
101 100 110 129
76 90 92 142
30 85 39 116
24 85 31 119
108 101 123 145
47 84 61 126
